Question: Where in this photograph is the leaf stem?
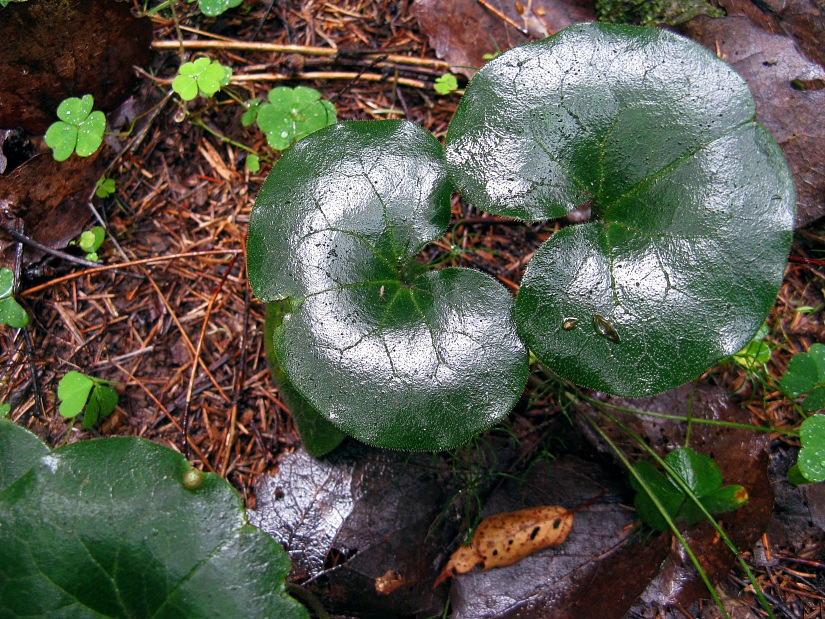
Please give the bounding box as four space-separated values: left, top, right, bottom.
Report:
575 392 796 436
578 410 730 619
592 406 775 618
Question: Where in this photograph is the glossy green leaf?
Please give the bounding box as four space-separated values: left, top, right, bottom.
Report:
0 418 49 492
44 121 77 161
264 302 345 457
0 267 28 328
172 74 199 101
446 23 794 396
630 459 684 532
665 447 721 496
630 447 747 531
0 432 307 618
798 414 825 483
248 120 529 450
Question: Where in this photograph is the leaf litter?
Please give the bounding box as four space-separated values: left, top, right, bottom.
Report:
0 1 822 617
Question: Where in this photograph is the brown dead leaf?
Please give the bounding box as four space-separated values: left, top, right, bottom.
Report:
0 152 102 269
575 384 775 613
435 505 573 587
680 15 825 227
412 0 594 78
718 0 825 70
0 0 152 134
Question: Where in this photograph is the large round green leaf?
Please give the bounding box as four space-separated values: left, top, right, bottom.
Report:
0 418 49 491
0 433 307 618
248 120 529 450
445 23 794 395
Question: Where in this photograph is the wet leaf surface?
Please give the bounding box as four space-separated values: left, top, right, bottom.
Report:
0 0 152 134
446 23 794 396
247 120 528 450
680 15 825 228
412 0 594 78
0 152 102 270
249 442 464 617
0 431 307 618
717 0 825 70
577 384 775 611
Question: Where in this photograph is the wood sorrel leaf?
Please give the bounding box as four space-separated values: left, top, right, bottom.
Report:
247 120 529 450
446 23 795 396
0 431 307 618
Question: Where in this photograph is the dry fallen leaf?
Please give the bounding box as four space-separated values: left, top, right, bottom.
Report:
435 505 573 587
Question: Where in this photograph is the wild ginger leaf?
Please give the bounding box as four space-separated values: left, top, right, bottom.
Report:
248 120 529 450
0 431 308 618
446 23 794 396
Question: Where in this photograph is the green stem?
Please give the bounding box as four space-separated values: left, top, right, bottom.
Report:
578 411 730 619
285 583 330 619
593 406 775 619
575 392 797 437
188 117 258 156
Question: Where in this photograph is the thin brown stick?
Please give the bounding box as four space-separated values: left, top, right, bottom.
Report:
232 72 429 89
151 39 450 70
475 0 528 34
182 255 237 456
21 250 242 296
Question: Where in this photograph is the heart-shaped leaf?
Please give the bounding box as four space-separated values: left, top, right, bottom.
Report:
247 120 529 450
0 428 307 618
446 23 795 396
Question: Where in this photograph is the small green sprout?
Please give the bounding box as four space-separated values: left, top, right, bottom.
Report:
780 343 825 414
0 267 28 329
434 73 459 95
631 447 748 531
789 414 825 484
253 86 337 151
241 98 262 127
74 226 105 262
730 323 771 371
197 0 242 17
57 371 119 429
172 57 232 101
482 51 502 61
44 95 106 162
246 153 260 173
0 402 9 417
95 177 116 199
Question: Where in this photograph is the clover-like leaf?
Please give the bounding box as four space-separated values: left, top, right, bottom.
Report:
79 226 105 254
0 267 28 329
57 371 117 427
256 86 337 151
172 57 230 101
434 73 458 95
44 94 105 161
631 447 747 531
798 414 825 483
248 120 529 450
0 428 308 618
781 345 825 413
198 0 243 17
446 23 794 396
